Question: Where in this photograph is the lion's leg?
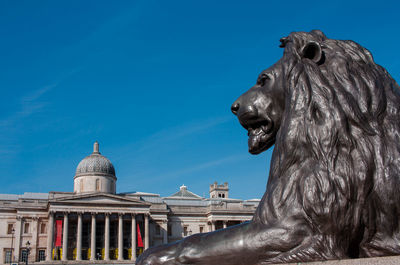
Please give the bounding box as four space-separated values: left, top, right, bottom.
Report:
359 163 400 257
136 220 327 265
359 198 400 257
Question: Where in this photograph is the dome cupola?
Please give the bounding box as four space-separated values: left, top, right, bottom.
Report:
74 142 116 194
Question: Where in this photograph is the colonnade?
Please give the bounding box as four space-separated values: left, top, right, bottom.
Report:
209 220 246 231
46 212 149 262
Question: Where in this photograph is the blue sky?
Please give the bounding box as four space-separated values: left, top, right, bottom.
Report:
1 0 399 199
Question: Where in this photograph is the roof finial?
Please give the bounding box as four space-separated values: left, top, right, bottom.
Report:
93 141 100 154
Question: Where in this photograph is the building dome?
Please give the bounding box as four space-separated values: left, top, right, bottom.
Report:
74 142 117 194
75 142 115 177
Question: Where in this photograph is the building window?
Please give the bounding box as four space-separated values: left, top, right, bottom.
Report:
24 222 30 234
167 224 172 236
199 226 204 233
111 180 115 193
183 226 188 236
7 223 14 234
155 224 161 235
4 249 12 263
20 249 28 262
38 249 46 261
40 223 46 234
96 179 100 191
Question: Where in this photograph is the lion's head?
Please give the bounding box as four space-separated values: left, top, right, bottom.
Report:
231 61 286 154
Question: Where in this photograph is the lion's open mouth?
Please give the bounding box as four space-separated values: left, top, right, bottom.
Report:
248 123 275 154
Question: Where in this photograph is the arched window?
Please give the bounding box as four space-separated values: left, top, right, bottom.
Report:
96 179 100 191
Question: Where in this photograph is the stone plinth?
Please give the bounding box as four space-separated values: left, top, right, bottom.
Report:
280 255 400 265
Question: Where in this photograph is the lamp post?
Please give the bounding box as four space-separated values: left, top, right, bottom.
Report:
25 241 31 265
10 228 15 264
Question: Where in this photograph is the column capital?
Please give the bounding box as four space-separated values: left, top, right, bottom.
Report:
105 212 111 216
118 212 125 217
16 215 23 220
131 213 136 217
77 212 83 216
91 212 96 216
32 216 39 221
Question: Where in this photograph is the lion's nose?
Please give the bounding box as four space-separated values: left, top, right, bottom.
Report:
231 102 240 115
237 105 258 121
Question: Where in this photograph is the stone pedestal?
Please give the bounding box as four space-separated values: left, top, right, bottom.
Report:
278 255 400 265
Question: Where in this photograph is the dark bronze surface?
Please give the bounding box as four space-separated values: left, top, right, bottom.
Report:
136 30 400 264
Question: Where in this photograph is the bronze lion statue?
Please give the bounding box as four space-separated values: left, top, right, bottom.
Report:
136 30 400 264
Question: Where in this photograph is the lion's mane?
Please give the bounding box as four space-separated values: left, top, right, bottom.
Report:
255 31 400 260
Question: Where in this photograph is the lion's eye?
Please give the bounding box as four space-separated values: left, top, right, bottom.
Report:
258 73 272 86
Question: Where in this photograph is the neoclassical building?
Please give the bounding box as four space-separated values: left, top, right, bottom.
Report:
0 142 259 263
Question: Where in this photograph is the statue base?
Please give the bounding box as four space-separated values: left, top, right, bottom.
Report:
279 255 400 265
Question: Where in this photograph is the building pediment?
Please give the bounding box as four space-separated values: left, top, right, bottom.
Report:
50 193 150 207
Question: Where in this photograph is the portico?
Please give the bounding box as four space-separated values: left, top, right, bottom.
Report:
46 193 151 261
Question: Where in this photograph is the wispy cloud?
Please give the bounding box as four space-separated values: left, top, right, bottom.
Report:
0 67 81 129
138 116 233 151
113 116 234 162
0 85 54 128
136 154 246 183
21 84 56 103
0 68 81 157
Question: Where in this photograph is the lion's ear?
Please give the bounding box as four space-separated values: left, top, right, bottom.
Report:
302 41 324 64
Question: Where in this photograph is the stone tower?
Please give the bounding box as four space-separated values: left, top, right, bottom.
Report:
209 182 229 198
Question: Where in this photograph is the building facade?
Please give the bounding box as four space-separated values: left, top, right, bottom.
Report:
0 142 259 263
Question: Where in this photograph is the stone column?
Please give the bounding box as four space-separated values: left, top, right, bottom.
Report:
223 221 227 229
104 213 110 260
62 213 68 261
14 216 22 263
211 221 216 231
31 217 39 263
90 213 96 261
144 214 149 250
131 214 136 261
46 212 54 261
162 220 168 244
76 213 82 260
118 213 124 260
